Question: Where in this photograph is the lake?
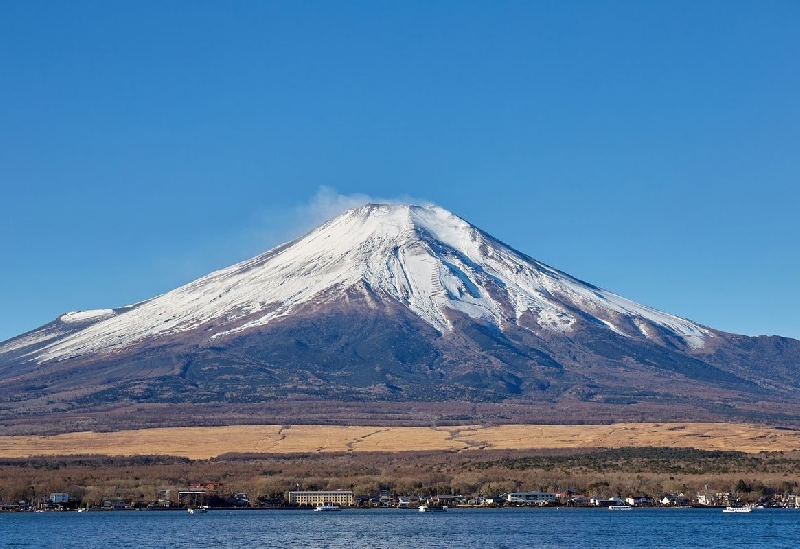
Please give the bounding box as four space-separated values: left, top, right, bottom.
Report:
1 507 798 548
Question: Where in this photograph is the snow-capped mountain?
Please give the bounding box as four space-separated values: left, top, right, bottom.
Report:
3 204 709 363
1 204 799 430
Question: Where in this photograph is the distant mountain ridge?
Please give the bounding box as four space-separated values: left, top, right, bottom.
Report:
1 204 799 432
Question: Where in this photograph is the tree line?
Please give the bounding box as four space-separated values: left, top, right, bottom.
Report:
1 447 799 508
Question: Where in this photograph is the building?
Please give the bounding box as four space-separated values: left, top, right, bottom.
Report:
590 497 624 507
501 492 558 505
660 494 691 507
715 492 733 506
427 494 463 506
178 491 210 507
156 489 172 507
102 498 131 510
288 490 354 507
397 496 420 508
696 494 713 506
626 495 653 507
50 493 69 504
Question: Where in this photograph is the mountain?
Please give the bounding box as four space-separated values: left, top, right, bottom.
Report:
1 204 799 433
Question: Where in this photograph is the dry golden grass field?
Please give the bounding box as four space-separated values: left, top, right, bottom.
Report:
1 422 799 459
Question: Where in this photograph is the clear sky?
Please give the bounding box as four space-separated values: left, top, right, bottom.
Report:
1 1 798 343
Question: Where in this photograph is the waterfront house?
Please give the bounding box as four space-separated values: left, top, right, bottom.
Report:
429 495 463 506
1 500 21 511
49 493 69 504
397 496 420 508
591 497 624 507
625 495 653 507
502 492 558 506
660 494 691 507
696 494 713 506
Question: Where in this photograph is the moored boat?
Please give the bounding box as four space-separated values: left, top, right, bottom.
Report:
722 506 752 513
314 504 342 512
608 505 633 510
419 504 447 512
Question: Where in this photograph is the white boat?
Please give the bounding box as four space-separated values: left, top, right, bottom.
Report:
188 506 208 514
608 505 633 510
419 504 447 512
723 506 752 513
314 504 342 512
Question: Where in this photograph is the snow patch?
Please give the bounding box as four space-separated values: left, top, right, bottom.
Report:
60 309 116 323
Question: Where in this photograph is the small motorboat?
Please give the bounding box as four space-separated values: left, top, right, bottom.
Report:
314 504 342 512
419 504 447 512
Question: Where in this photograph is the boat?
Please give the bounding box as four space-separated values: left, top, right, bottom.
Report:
187 506 208 514
314 504 342 512
419 504 447 512
722 506 752 513
608 505 633 510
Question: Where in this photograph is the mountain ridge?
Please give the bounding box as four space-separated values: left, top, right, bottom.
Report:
1 203 798 432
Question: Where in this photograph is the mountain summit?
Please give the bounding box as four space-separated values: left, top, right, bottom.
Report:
2 204 799 431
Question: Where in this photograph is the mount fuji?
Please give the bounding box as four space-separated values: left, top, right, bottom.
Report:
2 204 799 432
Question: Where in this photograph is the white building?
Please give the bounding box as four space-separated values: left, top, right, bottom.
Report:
591 497 624 507
696 494 712 506
397 496 420 507
502 492 557 505
626 495 653 507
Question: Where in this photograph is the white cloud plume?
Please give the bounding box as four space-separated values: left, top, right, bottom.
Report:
225 186 434 265
294 186 431 234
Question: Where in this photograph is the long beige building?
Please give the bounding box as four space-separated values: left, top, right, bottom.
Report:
288 490 354 507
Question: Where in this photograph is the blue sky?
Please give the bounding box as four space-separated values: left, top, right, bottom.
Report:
1 1 798 342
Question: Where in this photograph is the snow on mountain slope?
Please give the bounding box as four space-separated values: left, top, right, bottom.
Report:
2 204 711 364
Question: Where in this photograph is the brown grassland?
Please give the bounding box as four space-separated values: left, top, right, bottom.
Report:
2 422 799 459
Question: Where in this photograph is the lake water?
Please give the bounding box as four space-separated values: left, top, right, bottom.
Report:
1 508 798 548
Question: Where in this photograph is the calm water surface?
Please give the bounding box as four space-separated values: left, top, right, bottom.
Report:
1 508 798 548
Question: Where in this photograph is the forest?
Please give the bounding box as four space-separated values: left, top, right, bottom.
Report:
2 447 800 509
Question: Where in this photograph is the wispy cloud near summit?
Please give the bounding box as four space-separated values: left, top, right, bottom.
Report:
153 186 434 300
245 187 433 260
295 186 432 233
